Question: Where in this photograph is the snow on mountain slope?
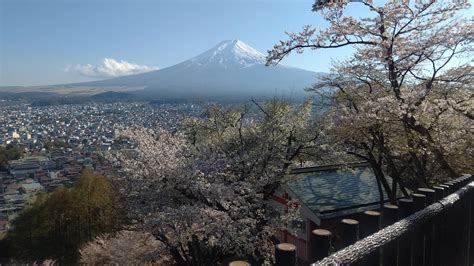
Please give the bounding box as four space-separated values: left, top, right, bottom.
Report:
188 40 266 68
70 40 323 98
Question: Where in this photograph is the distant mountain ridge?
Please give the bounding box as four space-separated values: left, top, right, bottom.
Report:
67 40 324 99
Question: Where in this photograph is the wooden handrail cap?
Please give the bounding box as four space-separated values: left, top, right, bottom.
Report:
364 210 381 216
277 243 296 251
313 229 331 236
342 218 359 225
418 188 435 193
399 198 413 203
229 261 251 266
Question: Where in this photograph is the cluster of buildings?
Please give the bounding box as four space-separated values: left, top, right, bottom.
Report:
0 153 98 234
0 101 201 235
0 102 201 148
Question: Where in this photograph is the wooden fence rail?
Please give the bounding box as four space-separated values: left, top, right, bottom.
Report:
312 174 474 266
229 174 474 266
313 174 473 266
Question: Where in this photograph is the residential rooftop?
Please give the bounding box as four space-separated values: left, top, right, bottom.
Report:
287 163 397 219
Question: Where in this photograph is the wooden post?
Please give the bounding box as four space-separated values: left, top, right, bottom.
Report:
382 204 399 266
460 179 471 266
275 243 296 266
446 181 457 193
412 193 426 266
382 204 399 226
439 184 449 193
445 180 467 265
453 180 462 190
310 229 332 263
361 211 381 237
341 219 359 248
469 176 474 266
360 211 381 266
398 198 414 266
417 188 435 204
438 184 450 196
454 180 461 191
413 193 426 211
432 186 445 201
399 198 413 219
228 261 250 266
459 177 471 265
443 177 471 265
465 184 474 265
417 188 436 266
442 182 457 266
432 186 445 266
446 180 458 190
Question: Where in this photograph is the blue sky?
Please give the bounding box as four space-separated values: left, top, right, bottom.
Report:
2 0 364 86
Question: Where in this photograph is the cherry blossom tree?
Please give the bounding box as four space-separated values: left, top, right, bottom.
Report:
109 101 327 265
267 0 473 202
80 230 170 265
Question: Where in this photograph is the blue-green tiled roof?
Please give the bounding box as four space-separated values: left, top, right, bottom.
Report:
287 165 392 219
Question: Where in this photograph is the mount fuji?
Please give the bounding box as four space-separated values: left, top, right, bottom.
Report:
69 40 322 99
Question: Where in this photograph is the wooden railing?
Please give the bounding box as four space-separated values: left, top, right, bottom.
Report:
231 174 474 266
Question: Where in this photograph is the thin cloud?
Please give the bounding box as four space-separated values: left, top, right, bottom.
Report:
65 58 158 77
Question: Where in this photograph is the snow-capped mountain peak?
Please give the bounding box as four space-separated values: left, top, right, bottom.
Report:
70 39 323 99
189 39 266 68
